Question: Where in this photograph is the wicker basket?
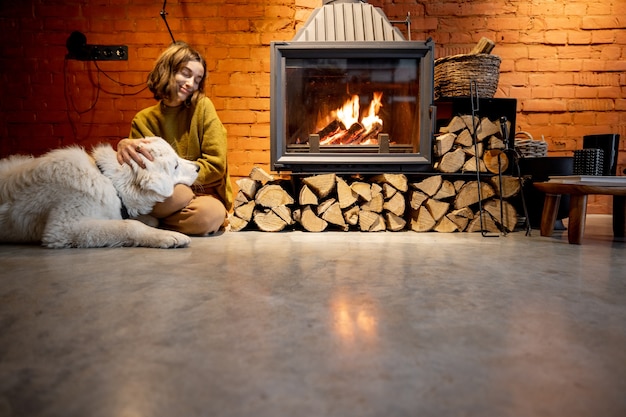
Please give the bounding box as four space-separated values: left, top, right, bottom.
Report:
434 53 501 99
514 131 548 158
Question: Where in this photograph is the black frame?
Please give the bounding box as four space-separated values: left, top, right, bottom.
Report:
270 40 436 173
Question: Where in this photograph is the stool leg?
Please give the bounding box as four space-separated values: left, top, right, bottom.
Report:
613 195 626 238
568 194 588 244
540 194 561 237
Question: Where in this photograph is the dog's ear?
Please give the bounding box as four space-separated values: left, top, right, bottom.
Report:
134 160 176 197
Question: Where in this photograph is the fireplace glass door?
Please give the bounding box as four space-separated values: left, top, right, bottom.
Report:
271 41 435 173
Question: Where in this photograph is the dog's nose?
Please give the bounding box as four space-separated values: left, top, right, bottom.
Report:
195 165 200 172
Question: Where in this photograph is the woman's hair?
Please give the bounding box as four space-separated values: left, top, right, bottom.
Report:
147 41 207 105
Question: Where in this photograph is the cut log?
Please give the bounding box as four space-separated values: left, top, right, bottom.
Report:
412 175 442 197
234 200 255 222
453 180 466 193
299 184 319 206
385 212 407 232
462 156 488 173
463 142 484 158
272 205 295 226
483 149 510 174
466 210 500 233
337 176 358 208
434 133 456 157
454 181 496 209
370 173 408 192
253 209 288 232
302 173 336 198
321 201 348 230
476 117 501 141
446 210 471 232
359 210 380 232
343 205 360 226
299 205 328 232
236 177 259 200
442 115 467 133
361 193 384 213
455 128 474 147
234 190 250 208
490 175 522 198
409 190 429 210
382 183 397 199
317 119 345 139
426 199 450 222
255 184 295 208
410 206 436 232
369 214 387 232
249 166 275 184
317 198 336 216
488 135 506 150
433 180 456 200
383 192 406 217
483 199 518 232
460 115 479 134
370 182 383 198
434 215 459 233
351 181 372 202
227 214 249 232
470 37 496 54
438 148 466 173
447 206 475 231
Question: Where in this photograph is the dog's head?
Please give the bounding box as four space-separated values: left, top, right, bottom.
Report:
134 137 199 198
92 137 200 216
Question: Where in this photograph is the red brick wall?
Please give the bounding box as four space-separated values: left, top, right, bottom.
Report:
372 0 626 213
1 0 624 213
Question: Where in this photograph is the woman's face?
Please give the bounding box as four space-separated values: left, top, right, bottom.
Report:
165 60 204 106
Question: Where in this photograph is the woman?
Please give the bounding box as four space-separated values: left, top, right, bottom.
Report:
117 41 232 235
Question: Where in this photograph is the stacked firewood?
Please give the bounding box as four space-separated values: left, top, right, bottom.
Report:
434 115 511 175
229 167 521 233
229 168 409 232
408 174 520 233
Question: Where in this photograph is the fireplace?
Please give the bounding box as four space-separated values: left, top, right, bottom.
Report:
270 1 435 173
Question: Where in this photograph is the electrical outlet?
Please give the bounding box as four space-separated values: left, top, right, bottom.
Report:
88 45 128 61
66 31 128 61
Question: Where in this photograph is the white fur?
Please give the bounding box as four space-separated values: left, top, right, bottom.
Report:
0 137 199 248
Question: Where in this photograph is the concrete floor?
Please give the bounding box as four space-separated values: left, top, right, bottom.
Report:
0 215 625 417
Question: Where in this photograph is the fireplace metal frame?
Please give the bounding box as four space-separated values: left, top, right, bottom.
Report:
270 40 436 173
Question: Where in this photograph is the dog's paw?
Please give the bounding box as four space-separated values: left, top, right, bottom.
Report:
159 230 191 248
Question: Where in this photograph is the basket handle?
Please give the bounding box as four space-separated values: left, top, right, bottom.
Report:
515 131 534 141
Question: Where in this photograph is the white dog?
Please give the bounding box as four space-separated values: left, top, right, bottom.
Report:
0 137 198 248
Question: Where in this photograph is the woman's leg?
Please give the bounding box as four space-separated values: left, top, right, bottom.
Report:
150 184 195 218
159 195 227 236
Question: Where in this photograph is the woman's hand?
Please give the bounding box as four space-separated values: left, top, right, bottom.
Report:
116 138 155 168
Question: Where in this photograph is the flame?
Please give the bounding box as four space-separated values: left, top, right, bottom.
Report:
361 91 383 133
336 94 360 129
315 91 384 145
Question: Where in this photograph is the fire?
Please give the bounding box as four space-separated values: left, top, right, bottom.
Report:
336 94 360 130
360 91 383 136
316 92 384 145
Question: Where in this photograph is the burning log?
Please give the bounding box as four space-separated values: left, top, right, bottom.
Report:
316 119 345 140
348 122 383 145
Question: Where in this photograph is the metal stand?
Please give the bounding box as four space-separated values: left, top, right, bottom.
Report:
469 81 531 237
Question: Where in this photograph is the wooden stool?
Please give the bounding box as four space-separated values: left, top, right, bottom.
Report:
534 182 626 244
